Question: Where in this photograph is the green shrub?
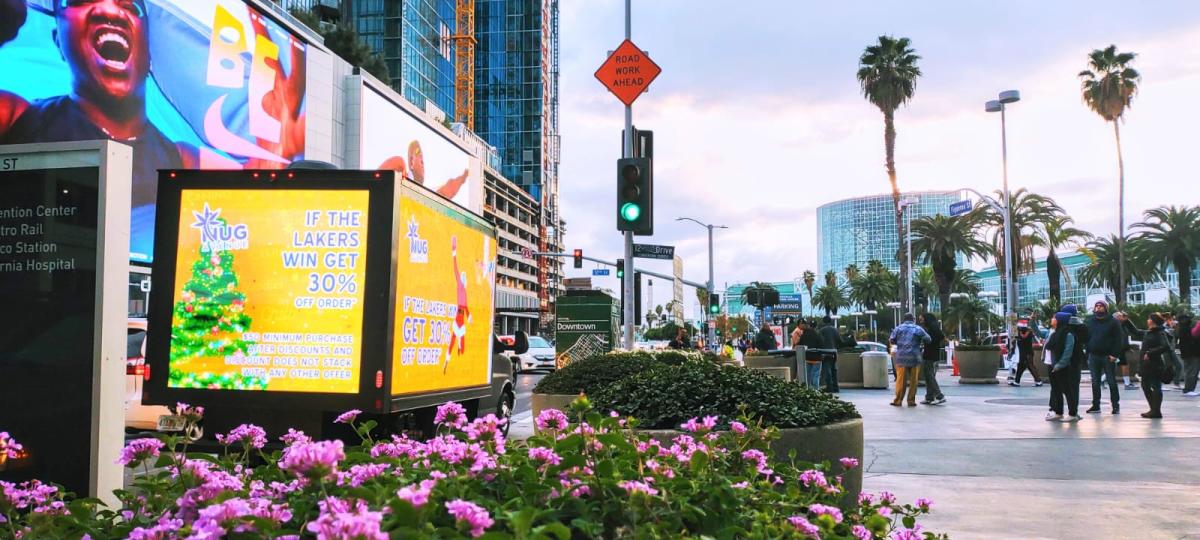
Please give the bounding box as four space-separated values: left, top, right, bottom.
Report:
591 361 860 429
532 351 659 395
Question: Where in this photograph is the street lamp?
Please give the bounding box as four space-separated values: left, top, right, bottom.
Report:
978 291 1000 335
899 196 920 315
885 301 902 330
986 90 1020 337
676 217 728 350
864 309 878 341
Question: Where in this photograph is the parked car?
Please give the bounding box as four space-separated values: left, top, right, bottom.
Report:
125 318 175 434
502 335 556 373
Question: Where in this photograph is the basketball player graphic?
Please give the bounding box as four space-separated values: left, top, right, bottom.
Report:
446 236 470 373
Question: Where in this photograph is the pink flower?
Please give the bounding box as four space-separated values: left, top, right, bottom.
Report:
879 491 896 506
280 429 311 445
127 516 184 539
915 497 934 511
216 424 267 450
528 447 562 466
334 409 362 424
808 503 843 523
397 479 436 508
731 481 750 489
729 421 747 435
852 524 873 540
445 499 494 538
117 438 164 466
434 402 468 428
339 463 391 487
535 409 569 432
618 480 659 497
0 432 23 459
858 492 875 505
840 457 860 469
175 402 205 421
788 516 821 538
799 469 829 489
279 440 345 480
891 525 923 540
306 498 386 540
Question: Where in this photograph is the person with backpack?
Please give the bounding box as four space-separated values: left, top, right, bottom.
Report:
1181 313 1200 397
918 313 946 405
1010 321 1042 387
1045 311 1081 422
889 314 931 407
1139 313 1175 419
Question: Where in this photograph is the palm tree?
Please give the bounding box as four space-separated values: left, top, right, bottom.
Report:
1134 206 1200 304
1033 215 1092 304
849 265 899 310
1078 235 1157 302
813 284 848 316
857 35 922 313
912 266 937 313
844 264 861 284
976 188 1061 299
943 298 993 342
949 269 982 297
802 270 816 316
1079 44 1140 305
910 214 989 317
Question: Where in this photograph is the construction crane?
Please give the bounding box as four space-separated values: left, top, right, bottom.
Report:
449 0 476 129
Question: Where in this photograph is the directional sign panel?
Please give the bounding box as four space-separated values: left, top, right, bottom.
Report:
595 40 663 107
633 243 675 260
592 268 611 276
949 200 972 217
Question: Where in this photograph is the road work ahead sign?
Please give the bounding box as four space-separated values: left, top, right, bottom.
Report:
595 40 662 106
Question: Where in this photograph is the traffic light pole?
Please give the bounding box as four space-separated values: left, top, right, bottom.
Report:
621 0 635 349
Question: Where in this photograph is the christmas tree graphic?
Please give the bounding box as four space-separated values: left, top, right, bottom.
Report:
168 243 266 390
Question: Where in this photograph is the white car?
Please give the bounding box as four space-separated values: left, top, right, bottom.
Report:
125 318 172 432
503 335 556 373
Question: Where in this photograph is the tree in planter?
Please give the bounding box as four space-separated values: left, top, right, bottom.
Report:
1033 214 1092 304
1133 205 1200 305
911 213 989 317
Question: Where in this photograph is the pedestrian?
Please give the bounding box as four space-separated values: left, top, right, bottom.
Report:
737 335 750 356
796 320 824 388
1115 311 1143 390
1177 313 1200 396
818 316 842 393
753 324 776 352
1084 301 1123 414
1165 314 1186 389
669 328 690 350
889 313 931 407
1044 312 1081 422
1010 321 1043 387
1139 313 1173 419
721 340 735 360
918 313 946 405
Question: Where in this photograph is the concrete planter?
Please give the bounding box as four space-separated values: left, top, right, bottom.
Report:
957 349 1000 384
638 418 864 508
747 366 791 381
745 354 797 381
836 351 864 388
530 393 578 432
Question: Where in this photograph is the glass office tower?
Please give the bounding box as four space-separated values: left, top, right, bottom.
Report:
817 191 965 280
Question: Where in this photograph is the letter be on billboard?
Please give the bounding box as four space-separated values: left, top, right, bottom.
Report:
0 141 131 507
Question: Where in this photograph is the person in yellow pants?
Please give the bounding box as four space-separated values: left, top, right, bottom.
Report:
889 313 932 407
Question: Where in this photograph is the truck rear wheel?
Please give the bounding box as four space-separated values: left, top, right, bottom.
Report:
496 390 515 437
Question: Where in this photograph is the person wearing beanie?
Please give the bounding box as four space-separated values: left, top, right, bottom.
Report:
889 313 931 407
1010 320 1042 387
1044 312 1081 421
1139 313 1171 418
1085 301 1123 414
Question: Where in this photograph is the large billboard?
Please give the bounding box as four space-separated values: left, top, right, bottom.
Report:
360 87 478 212
390 189 495 395
167 189 368 393
0 0 307 263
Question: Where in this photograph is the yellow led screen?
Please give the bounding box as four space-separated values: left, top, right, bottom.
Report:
168 189 369 393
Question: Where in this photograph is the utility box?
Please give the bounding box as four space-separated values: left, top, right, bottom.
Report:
554 290 619 368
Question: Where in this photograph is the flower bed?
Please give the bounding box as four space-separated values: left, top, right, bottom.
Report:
0 401 942 539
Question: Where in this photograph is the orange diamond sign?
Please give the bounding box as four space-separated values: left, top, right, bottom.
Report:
595 39 662 107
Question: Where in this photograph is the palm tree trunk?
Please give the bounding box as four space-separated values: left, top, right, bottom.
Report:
1047 249 1061 304
1177 256 1193 305
936 273 951 319
1113 121 1128 305
884 110 907 313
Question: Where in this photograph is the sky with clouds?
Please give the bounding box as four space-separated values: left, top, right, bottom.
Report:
556 1 1200 317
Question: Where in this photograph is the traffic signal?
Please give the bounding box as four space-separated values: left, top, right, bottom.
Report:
573 249 583 268
616 157 653 235
616 259 625 279
709 293 720 315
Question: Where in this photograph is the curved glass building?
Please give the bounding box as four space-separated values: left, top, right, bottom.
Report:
817 191 965 280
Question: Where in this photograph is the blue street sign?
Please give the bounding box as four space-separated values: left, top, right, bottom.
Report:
949 199 972 217
593 268 611 276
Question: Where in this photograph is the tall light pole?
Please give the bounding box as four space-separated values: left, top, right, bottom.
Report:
677 217 728 350
620 0 635 349
865 309 878 341
986 90 1020 336
899 196 920 315
949 292 970 340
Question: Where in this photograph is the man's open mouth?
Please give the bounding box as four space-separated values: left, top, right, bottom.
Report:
92 26 132 71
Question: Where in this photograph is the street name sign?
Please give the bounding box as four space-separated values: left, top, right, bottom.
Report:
949 199 972 217
592 268 610 276
632 243 675 260
595 40 662 107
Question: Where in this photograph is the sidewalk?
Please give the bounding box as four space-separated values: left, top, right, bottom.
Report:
846 369 1200 540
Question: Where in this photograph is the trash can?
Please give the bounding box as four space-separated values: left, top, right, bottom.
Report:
862 351 890 389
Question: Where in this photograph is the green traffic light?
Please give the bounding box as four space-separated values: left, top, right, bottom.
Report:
620 202 641 222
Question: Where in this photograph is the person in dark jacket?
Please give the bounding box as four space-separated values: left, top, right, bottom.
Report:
1010 321 1043 387
669 328 691 350
817 316 842 393
1045 312 1081 421
1115 311 1144 390
918 313 946 404
1180 313 1200 396
1084 301 1123 414
752 324 776 352
795 319 825 388
1139 314 1172 418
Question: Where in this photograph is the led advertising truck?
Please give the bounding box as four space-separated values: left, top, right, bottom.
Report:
143 169 514 439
